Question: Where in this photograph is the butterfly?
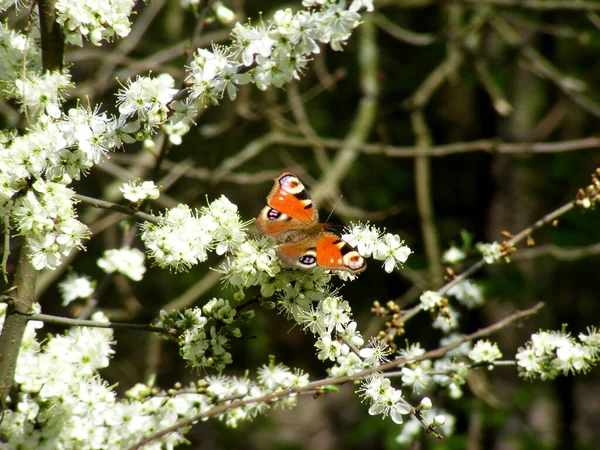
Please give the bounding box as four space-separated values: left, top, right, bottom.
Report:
256 172 366 274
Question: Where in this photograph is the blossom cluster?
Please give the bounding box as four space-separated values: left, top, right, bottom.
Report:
468 340 502 364
516 327 600 380
55 0 135 46
187 0 374 107
0 23 41 99
157 297 248 371
1 70 175 270
0 302 311 446
342 224 412 274
477 241 503 264
140 196 248 272
360 375 412 424
120 180 160 203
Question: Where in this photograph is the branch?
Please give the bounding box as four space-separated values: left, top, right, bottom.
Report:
74 194 161 224
128 301 543 450
310 14 379 205
386 0 600 11
412 110 443 285
440 200 576 295
270 134 600 157
0 248 37 403
37 0 65 71
20 313 172 335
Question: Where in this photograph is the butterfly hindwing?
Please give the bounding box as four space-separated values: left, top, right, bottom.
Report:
276 239 318 270
257 172 367 274
316 233 366 274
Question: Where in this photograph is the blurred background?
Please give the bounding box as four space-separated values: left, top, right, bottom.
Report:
12 0 600 448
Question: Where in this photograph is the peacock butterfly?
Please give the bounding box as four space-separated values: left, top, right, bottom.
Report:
256 172 366 274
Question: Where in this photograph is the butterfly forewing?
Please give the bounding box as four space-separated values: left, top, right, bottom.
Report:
267 173 318 223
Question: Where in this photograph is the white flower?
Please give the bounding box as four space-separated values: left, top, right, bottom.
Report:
213 1 235 23
419 290 443 310
350 0 374 12
97 247 146 281
442 246 466 264
14 71 72 118
401 366 431 393
373 233 411 273
579 326 600 358
28 233 61 270
554 343 589 374
58 273 96 306
515 346 542 375
468 340 502 363
315 334 343 361
447 279 484 309
342 223 380 257
476 241 503 264
432 305 460 333
120 180 160 203
367 389 411 424
359 338 390 367
232 22 275 67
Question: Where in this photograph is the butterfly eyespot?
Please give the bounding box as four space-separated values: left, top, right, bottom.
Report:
299 255 316 266
267 209 282 220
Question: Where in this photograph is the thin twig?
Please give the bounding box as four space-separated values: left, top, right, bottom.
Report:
21 313 172 334
74 194 161 224
384 0 600 11
440 201 576 296
127 301 543 450
270 134 600 157
311 15 379 205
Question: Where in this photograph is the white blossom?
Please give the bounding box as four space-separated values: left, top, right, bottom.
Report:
120 180 160 203
97 247 146 281
468 340 502 363
476 241 503 264
419 290 443 310
442 246 466 264
58 273 96 306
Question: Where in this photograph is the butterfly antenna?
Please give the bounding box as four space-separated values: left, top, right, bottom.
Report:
325 195 343 224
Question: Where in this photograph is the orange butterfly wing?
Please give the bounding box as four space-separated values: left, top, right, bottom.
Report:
316 233 366 274
256 173 318 242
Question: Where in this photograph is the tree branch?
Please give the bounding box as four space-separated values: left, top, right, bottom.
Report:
128 301 543 450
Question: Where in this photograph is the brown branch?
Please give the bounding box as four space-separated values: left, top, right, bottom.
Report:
412 110 443 286
386 0 600 11
19 313 172 335
512 242 600 261
74 194 161 224
0 249 37 403
310 15 379 205
128 301 543 450
439 200 576 296
270 134 600 157
491 17 600 118
37 0 64 71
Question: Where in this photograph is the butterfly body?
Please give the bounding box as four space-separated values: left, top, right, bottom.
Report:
256 172 366 274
